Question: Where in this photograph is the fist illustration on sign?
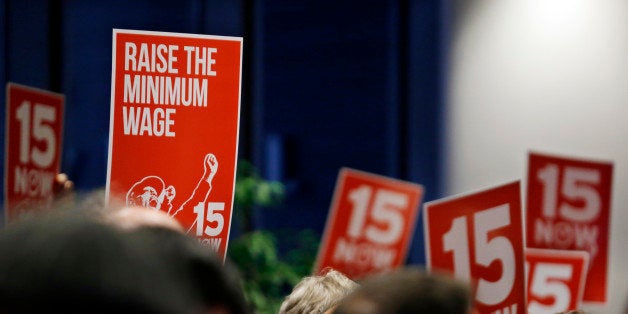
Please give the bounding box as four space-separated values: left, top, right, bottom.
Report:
204 153 219 185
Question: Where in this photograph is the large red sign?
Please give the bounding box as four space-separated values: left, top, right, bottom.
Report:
424 181 526 314
314 168 424 279
525 248 589 313
107 29 242 260
526 152 613 304
4 83 64 223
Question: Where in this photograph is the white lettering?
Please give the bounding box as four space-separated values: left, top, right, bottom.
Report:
165 76 180 105
138 43 150 72
533 218 599 259
139 107 152 135
123 75 207 107
124 42 178 73
14 166 55 197
124 42 137 71
123 106 141 135
184 45 217 76
333 238 395 269
168 45 178 74
124 74 140 103
122 106 175 137
156 44 168 72
492 304 517 314
200 238 222 253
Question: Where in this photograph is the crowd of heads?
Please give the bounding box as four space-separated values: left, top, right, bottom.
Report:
0 181 595 314
279 267 475 314
334 269 472 314
0 193 476 314
0 189 249 314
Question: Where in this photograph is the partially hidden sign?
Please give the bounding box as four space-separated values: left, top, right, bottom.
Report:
314 168 424 279
526 248 590 313
424 181 526 314
4 83 64 223
526 151 613 305
106 29 242 260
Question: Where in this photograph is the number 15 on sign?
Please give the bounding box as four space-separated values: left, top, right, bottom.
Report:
5 83 64 223
314 168 424 279
424 181 526 314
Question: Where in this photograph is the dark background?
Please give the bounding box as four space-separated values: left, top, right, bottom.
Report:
0 0 444 265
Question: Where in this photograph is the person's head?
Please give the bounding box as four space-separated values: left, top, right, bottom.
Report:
0 205 249 313
279 269 359 314
103 201 249 314
0 209 191 313
101 200 248 313
104 205 185 233
333 268 473 314
128 226 249 314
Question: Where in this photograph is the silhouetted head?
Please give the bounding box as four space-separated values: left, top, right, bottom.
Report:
334 268 473 314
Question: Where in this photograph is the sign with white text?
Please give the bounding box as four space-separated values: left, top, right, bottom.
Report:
425 181 526 314
526 152 612 305
314 168 424 279
526 248 589 313
107 29 242 260
4 83 64 223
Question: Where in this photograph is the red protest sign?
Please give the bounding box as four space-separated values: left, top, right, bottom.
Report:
106 29 242 260
314 168 423 279
526 152 613 305
4 83 64 223
525 248 589 313
424 181 526 314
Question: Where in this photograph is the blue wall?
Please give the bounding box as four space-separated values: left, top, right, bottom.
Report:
1 0 442 265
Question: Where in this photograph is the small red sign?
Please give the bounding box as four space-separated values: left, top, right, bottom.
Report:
4 83 64 223
106 29 242 261
314 168 424 279
526 152 612 304
424 181 526 314
525 248 589 313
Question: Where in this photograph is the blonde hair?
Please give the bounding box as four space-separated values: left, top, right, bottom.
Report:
279 269 358 314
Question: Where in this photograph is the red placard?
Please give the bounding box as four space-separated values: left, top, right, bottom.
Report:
106 29 242 260
525 152 612 305
4 83 64 223
314 168 424 279
424 181 526 314
525 248 589 313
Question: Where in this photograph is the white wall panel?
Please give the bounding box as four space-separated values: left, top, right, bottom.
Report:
446 0 628 312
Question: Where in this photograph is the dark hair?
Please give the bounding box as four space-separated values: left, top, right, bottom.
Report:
129 226 250 314
334 268 472 314
0 211 186 313
0 209 249 313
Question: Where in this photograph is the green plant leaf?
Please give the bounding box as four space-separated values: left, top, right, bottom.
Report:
229 160 317 314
